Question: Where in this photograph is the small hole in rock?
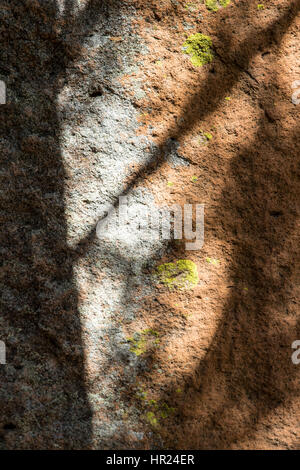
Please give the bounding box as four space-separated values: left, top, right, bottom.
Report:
270 211 283 217
89 86 104 98
3 423 16 431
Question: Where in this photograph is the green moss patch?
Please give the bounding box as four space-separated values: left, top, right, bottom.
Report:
182 33 214 67
156 259 199 290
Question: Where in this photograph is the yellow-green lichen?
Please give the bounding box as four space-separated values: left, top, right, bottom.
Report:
185 2 198 10
205 257 219 265
149 399 158 407
205 0 230 12
205 0 218 11
146 411 158 427
257 4 264 10
160 403 175 419
127 329 160 356
144 400 176 428
198 130 213 145
203 132 213 140
156 259 199 290
182 33 214 67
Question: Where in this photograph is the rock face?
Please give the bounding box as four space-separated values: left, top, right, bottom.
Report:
0 0 299 450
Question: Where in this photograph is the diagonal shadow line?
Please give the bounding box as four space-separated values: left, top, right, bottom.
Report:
71 0 299 260
115 0 299 192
